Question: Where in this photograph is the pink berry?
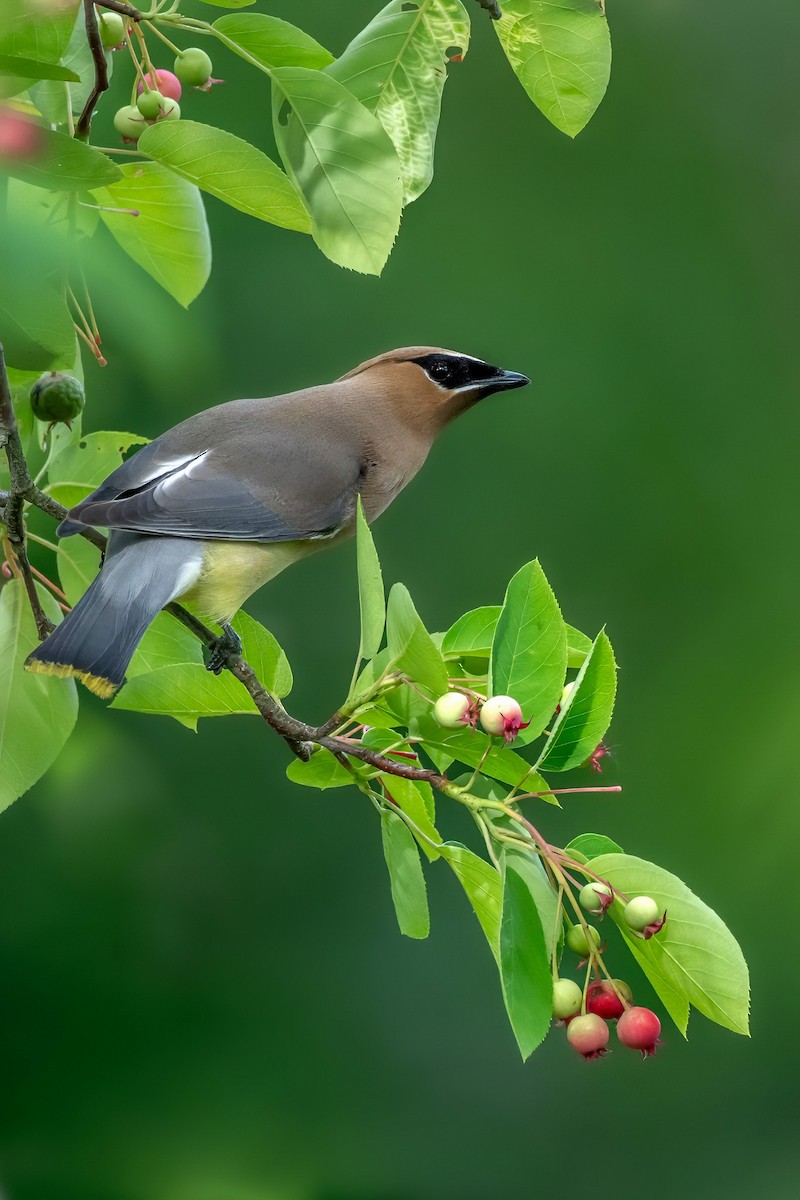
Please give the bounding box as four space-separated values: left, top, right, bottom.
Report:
567 1013 609 1060
617 1006 662 1057
138 69 182 102
479 694 530 743
586 980 629 1020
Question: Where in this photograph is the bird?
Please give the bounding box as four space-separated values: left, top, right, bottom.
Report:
25 347 529 698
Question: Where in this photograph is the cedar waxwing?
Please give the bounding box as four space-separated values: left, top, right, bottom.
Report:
25 348 529 697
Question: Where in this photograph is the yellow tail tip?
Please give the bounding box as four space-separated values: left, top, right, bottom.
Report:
24 657 118 700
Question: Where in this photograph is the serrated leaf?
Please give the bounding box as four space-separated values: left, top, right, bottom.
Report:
386 583 449 697
286 750 353 790
271 65 403 275
379 774 440 860
328 0 470 203
29 8 112 125
355 497 385 664
139 120 310 234
537 630 616 772
442 605 500 658
381 808 430 938
489 559 566 744
441 842 501 962
91 163 211 308
418 721 551 794
566 622 592 668
0 0 80 65
0 53 78 81
494 0 611 138
501 846 560 960
1 126 120 190
213 13 333 69
590 854 750 1036
500 861 552 1059
0 581 78 811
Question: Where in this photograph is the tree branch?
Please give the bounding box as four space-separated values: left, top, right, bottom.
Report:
76 1 111 141
475 0 502 20
0 346 451 795
93 1 142 21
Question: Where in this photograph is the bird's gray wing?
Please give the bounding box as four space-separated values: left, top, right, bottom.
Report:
59 409 363 543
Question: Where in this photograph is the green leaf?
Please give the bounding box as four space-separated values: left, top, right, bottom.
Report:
328 0 471 203
271 66 403 275
48 431 149 510
537 630 616 772
440 842 502 962
231 610 292 698
381 808 430 938
0 53 78 81
386 583 449 698
0 217 74 369
566 622 592 668
499 861 552 1059
355 497 385 664
565 832 623 862
138 120 310 234
0 0 80 65
418 721 550 793
494 0 612 138
442 605 500 658
198 0 255 8
379 774 440 860
0 580 78 812
501 845 560 960
489 559 566 744
1 126 121 191
213 13 333 70
286 750 353 790
91 163 211 308
590 854 750 1037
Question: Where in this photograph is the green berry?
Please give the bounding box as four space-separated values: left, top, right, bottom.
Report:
624 896 661 932
565 924 601 957
29 372 85 426
113 104 146 141
552 978 583 1020
137 90 164 120
433 692 471 729
174 47 213 87
579 881 613 914
98 13 126 50
157 97 181 123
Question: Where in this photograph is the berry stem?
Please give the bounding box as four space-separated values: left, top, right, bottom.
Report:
144 18 182 55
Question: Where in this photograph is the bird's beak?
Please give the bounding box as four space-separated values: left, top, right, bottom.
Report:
483 367 530 396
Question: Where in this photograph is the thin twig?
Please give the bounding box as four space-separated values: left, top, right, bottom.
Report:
76 0 110 140
94 1 142 19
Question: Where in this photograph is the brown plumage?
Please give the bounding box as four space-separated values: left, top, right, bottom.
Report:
25 347 529 696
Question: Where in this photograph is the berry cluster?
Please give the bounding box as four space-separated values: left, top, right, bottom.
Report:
433 691 530 743
555 886 667 1061
103 14 218 144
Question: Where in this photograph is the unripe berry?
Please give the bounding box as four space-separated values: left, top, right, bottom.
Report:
579 881 613 915
29 372 85 427
624 895 662 933
586 980 628 1020
479 694 529 743
433 692 471 729
565 924 601 957
552 978 582 1021
137 90 164 120
138 69 182 102
113 104 146 141
174 47 213 87
617 1006 662 1057
98 13 126 49
567 1013 609 1060
560 680 576 708
156 97 181 123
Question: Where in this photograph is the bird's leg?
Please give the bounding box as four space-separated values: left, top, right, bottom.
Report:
206 622 243 674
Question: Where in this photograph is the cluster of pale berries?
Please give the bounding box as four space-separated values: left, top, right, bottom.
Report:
96 14 218 143
433 690 531 743
556 885 666 1061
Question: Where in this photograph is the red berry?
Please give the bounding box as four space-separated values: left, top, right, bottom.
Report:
617 1006 662 1057
138 69 182 102
586 980 628 1020
567 1013 609 1060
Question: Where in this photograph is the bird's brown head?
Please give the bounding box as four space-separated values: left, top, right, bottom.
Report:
339 347 530 434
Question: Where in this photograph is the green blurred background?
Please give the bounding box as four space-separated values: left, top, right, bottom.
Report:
2 0 799 1196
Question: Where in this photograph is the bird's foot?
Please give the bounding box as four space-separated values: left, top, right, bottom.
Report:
206 623 243 674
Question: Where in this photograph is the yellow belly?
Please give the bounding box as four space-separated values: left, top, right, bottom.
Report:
179 539 315 624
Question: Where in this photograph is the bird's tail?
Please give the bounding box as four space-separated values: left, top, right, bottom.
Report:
25 534 202 698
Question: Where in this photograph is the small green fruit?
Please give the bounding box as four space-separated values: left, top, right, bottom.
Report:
157 97 181 123
565 924 601 957
29 372 85 426
137 90 164 120
98 13 126 49
624 896 661 932
433 692 471 729
174 47 213 87
113 104 146 141
579 881 613 914
552 978 583 1020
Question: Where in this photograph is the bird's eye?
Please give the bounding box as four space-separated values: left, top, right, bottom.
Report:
428 359 451 384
